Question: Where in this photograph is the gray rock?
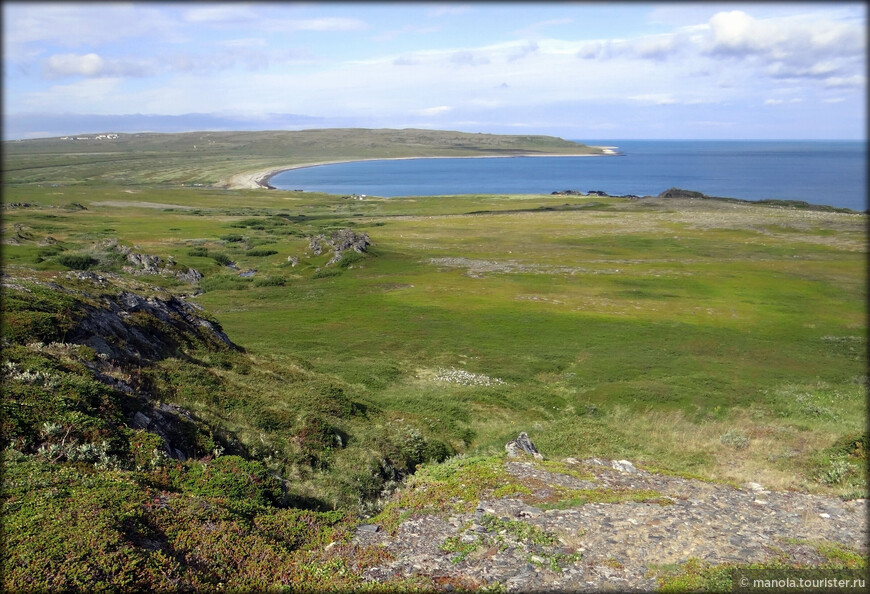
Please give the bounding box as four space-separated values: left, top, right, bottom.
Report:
132 411 151 429
505 432 544 460
611 459 638 474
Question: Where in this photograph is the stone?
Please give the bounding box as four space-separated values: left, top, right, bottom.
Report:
611 459 638 474
132 411 151 429
505 432 544 460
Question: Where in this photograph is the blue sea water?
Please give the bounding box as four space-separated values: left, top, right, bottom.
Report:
270 140 867 211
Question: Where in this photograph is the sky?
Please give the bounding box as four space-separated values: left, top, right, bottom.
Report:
3 2 866 140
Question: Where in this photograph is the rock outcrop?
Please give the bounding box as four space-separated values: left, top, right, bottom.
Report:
505 432 544 460
57 272 236 363
658 187 708 200
308 228 371 265
96 238 203 283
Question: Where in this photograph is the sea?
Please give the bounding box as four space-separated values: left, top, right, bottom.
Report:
269 140 867 212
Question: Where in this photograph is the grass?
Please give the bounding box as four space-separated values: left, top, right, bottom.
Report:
1 129 866 590
4 180 865 497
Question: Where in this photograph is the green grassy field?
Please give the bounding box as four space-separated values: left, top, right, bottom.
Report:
2 129 866 589
4 178 866 495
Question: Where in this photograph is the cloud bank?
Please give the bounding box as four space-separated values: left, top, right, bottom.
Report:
4 3 865 139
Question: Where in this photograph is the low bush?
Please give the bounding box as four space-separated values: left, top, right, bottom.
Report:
247 248 278 257
179 455 284 506
253 275 286 287
337 251 365 268
187 247 209 257
312 268 341 279
56 253 98 270
211 253 233 266
200 275 249 292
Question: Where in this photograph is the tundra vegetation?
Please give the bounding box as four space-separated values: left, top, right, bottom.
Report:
1 129 866 590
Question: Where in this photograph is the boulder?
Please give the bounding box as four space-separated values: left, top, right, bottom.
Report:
505 432 544 460
611 459 638 474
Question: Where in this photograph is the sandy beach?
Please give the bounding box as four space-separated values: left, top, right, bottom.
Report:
219 150 618 191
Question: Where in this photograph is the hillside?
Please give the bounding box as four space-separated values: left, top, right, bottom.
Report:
1 129 866 591
2 128 605 188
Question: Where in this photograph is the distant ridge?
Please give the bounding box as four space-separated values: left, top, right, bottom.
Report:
2 112 329 140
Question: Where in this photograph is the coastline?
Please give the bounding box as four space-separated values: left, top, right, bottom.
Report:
220 149 618 191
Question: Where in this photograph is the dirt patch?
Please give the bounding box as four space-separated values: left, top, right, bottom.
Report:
90 201 197 210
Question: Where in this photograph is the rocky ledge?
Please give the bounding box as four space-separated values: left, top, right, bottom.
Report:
353 448 867 591
63 272 235 362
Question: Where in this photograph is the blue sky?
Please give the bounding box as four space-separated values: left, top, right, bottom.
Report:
3 2 866 139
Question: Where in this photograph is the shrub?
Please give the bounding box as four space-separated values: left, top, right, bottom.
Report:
719 430 750 450
180 455 284 506
56 253 98 270
253 275 286 287
200 275 249 292
38 244 66 257
1 286 78 344
220 234 244 243
337 251 364 268
211 253 233 266
312 268 341 279
829 433 868 460
246 249 278 257
187 247 209 257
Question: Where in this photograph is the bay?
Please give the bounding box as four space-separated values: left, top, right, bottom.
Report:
270 140 867 211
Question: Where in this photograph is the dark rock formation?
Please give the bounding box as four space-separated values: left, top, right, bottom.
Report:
330 228 371 254
96 238 202 284
309 228 371 265
130 402 206 461
658 188 708 199
505 432 544 460
308 234 326 256
61 278 236 363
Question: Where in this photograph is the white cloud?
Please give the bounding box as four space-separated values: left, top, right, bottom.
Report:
285 18 368 32
21 78 125 112
508 41 539 62
426 5 472 18
629 94 677 105
219 38 268 49
4 3 184 50
183 5 259 24
450 50 490 67
42 53 155 78
701 10 865 82
4 3 864 139
823 75 865 88
417 106 452 116
573 8 866 101
372 24 440 42
44 53 104 77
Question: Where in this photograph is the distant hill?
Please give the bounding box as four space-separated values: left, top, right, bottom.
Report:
2 128 605 186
